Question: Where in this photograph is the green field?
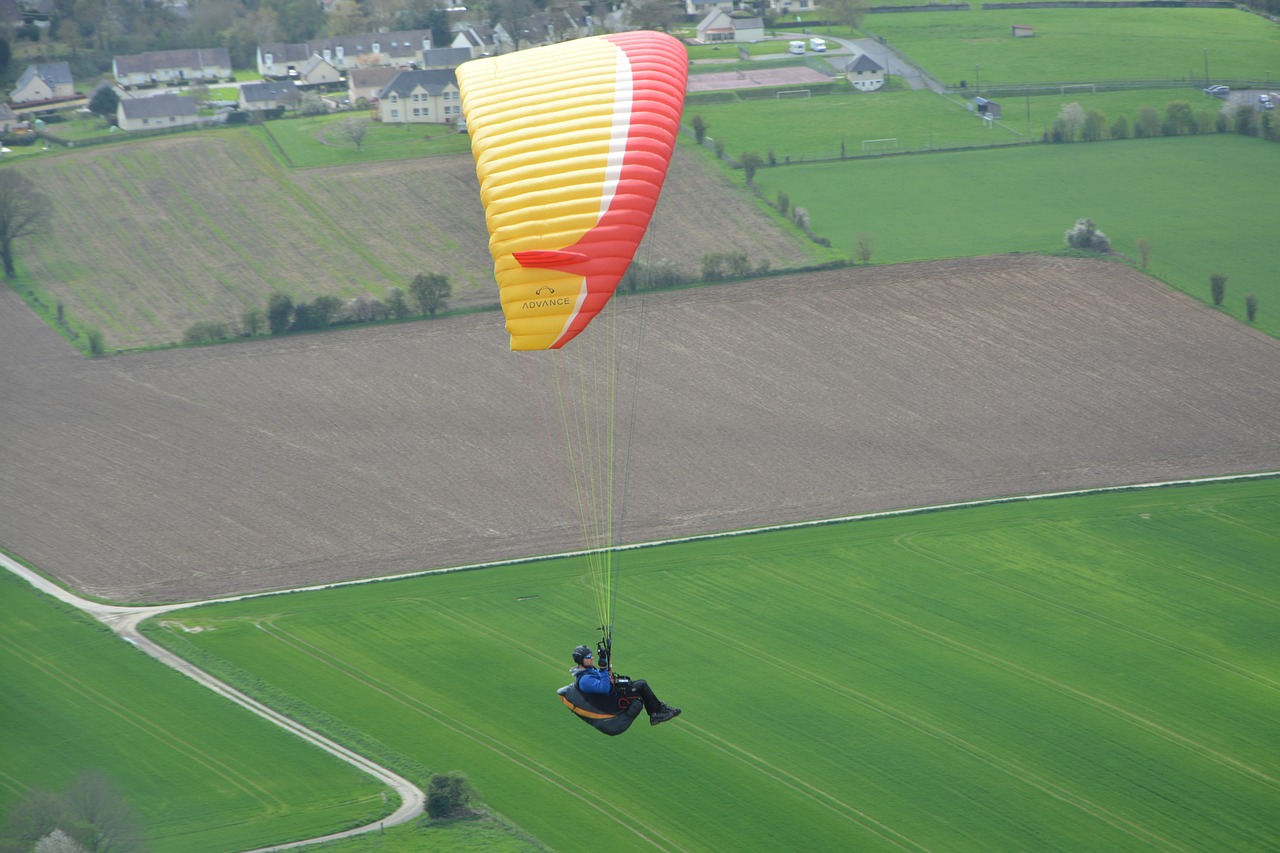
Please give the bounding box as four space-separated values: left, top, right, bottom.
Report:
0 571 392 852
750 133 1280 336
253 114 474 169
686 87 1226 159
863 8 1280 87
148 478 1280 852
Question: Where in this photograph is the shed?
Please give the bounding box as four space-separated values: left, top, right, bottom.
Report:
1011 24 1034 37
974 96 1001 119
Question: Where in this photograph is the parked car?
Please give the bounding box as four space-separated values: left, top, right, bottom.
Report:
1259 93 1274 110
1203 84 1229 98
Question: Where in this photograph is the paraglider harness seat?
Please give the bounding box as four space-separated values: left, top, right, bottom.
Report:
557 639 643 736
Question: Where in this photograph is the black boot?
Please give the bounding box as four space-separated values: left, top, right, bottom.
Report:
650 705 681 726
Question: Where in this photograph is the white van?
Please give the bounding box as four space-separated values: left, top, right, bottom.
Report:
789 40 805 55
809 37 826 52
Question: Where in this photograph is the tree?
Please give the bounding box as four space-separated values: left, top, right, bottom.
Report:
1136 237 1151 269
488 0 537 50
1082 108 1107 141
0 170 53 277
1163 100 1196 135
386 287 410 319
266 293 294 333
243 306 266 336
740 150 763 186
1245 293 1258 322
424 773 477 820
409 273 451 316
820 0 868 33
1056 102 1085 141
691 115 707 145
309 294 344 328
88 86 120 122
1134 106 1161 138
1064 217 1110 253
856 232 874 264
331 116 371 150
1209 272 1227 306
627 0 679 31
1110 114 1131 140
64 770 144 852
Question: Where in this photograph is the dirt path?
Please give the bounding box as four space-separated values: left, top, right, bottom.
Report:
0 550 426 852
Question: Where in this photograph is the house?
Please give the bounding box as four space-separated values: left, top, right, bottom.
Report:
348 66 401 105
116 92 198 131
695 10 764 44
450 25 498 58
112 48 232 87
257 31 432 77
421 47 474 69
296 53 342 86
686 0 735 18
9 62 74 104
239 80 301 113
0 103 18 132
1011 24 1034 37
845 53 885 92
378 69 461 125
770 0 816 12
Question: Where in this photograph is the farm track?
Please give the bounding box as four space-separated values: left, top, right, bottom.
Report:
2 253 1279 604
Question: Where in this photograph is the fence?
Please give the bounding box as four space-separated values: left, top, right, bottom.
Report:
949 78 1280 97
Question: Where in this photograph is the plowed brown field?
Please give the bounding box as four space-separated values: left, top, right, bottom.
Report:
3 255 1278 602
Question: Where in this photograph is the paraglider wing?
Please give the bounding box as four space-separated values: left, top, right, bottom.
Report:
457 32 688 351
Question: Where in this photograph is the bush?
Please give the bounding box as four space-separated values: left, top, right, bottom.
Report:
1064 218 1111 253
1210 272 1228 306
425 773 477 821
183 320 230 344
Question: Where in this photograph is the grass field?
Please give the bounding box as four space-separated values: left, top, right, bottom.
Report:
0 571 393 852
148 478 1280 852
863 8 1280 87
750 133 1280 336
252 114 475 169
685 87 1225 159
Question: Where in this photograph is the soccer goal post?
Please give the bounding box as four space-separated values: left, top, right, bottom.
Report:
861 138 899 153
776 89 811 99
1060 83 1096 95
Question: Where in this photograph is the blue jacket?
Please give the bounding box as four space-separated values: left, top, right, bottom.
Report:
573 665 614 696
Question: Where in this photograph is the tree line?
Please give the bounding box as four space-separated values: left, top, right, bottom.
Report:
1047 98 1280 144
184 272 452 345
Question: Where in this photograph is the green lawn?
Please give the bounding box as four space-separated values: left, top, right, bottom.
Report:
863 8 1280 87
149 478 1280 852
0 571 392 852
750 133 1280 336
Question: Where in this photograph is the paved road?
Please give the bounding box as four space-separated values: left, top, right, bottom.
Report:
826 35 943 92
0 550 426 853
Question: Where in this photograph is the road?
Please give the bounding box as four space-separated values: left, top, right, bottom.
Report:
0 550 426 853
